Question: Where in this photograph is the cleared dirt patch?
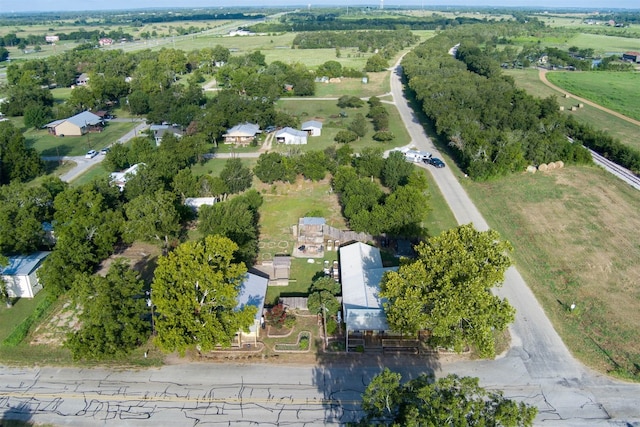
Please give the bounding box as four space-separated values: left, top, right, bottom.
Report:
30 242 162 347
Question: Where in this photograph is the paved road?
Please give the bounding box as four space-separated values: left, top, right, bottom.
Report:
3 63 640 426
43 122 149 183
388 59 640 425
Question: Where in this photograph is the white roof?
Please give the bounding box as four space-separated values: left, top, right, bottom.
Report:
224 122 260 137
276 127 307 138
237 273 268 333
184 197 217 210
340 242 397 331
110 163 144 185
301 120 322 130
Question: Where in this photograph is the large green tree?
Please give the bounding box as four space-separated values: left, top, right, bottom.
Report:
152 235 255 354
359 369 537 426
123 190 182 251
254 152 296 184
380 224 515 357
66 260 149 360
220 158 253 194
381 150 413 191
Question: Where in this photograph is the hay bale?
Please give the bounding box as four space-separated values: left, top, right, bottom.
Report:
564 93 570 98
546 162 557 170
578 103 584 108
570 106 577 111
559 106 565 111
526 165 537 173
538 163 548 172
555 160 564 168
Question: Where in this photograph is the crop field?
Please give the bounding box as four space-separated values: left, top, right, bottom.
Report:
504 68 640 151
546 71 640 122
465 165 640 380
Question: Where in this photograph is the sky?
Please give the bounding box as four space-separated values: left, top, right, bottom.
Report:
3 0 639 13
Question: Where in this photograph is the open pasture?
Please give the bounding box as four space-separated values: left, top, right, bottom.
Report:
466 165 640 380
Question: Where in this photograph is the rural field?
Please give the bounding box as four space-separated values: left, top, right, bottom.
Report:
504 68 640 151
546 71 640 122
465 165 640 379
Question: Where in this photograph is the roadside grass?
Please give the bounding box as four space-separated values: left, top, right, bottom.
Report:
0 292 48 343
504 68 640 151
463 165 640 380
546 71 640 122
25 121 136 157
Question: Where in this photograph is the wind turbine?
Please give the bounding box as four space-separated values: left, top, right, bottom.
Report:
380 0 384 9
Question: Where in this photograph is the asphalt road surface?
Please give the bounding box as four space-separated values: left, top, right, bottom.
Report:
3 62 640 426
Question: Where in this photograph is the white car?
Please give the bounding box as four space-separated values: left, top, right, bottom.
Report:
85 150 98 159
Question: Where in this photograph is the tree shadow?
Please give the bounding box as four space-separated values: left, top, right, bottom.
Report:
1 401 35 426
311 345 441 424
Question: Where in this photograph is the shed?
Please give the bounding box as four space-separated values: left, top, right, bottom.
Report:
1 252 50 298
301 120 323 137
184 197 217 211
275 127 308 145
110 163 144 191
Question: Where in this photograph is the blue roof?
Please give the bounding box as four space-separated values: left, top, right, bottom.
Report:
1 252 50 276
237 272 268 333
302 217 325 226
65 111 102 127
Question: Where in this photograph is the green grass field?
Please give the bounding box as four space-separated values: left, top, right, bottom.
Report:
504 68 640 151
546 71 640 122
25 121 136 157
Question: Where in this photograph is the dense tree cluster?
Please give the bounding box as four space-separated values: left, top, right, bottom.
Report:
333 150 429 237
380 225 515 357
402 25 592 180
66 260 148 361
198 190 262 265
292 30 418 59
0 122 45 184
359 369 537 426
152 235 255 355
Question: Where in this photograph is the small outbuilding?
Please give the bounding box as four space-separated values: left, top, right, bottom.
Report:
275 127 308 145
301 120 323 137
1 252 50 298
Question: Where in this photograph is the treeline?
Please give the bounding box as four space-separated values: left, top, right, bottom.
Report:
54 29 133 42
292 30 418 57
251 14 486 33
402 23 592 180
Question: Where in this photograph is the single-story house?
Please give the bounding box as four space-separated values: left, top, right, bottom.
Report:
110 163 144 191
184 197 217 211
275 127 308 145
301 120 322 137
45 111 102 137
1 252 50 298
340 242 398 350
235 272 268 346
75 73 89 86
149 124 184 146
223 122 260 146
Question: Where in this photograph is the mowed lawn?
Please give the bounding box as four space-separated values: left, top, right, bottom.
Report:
464 165 640 380
504 68 640 151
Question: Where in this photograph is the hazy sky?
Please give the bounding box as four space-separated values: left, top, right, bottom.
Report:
4 0 639 13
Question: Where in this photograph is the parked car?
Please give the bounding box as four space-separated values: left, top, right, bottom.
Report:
100 147 110 155
264 125 276 133
85 150 98 159
425 157 445 168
